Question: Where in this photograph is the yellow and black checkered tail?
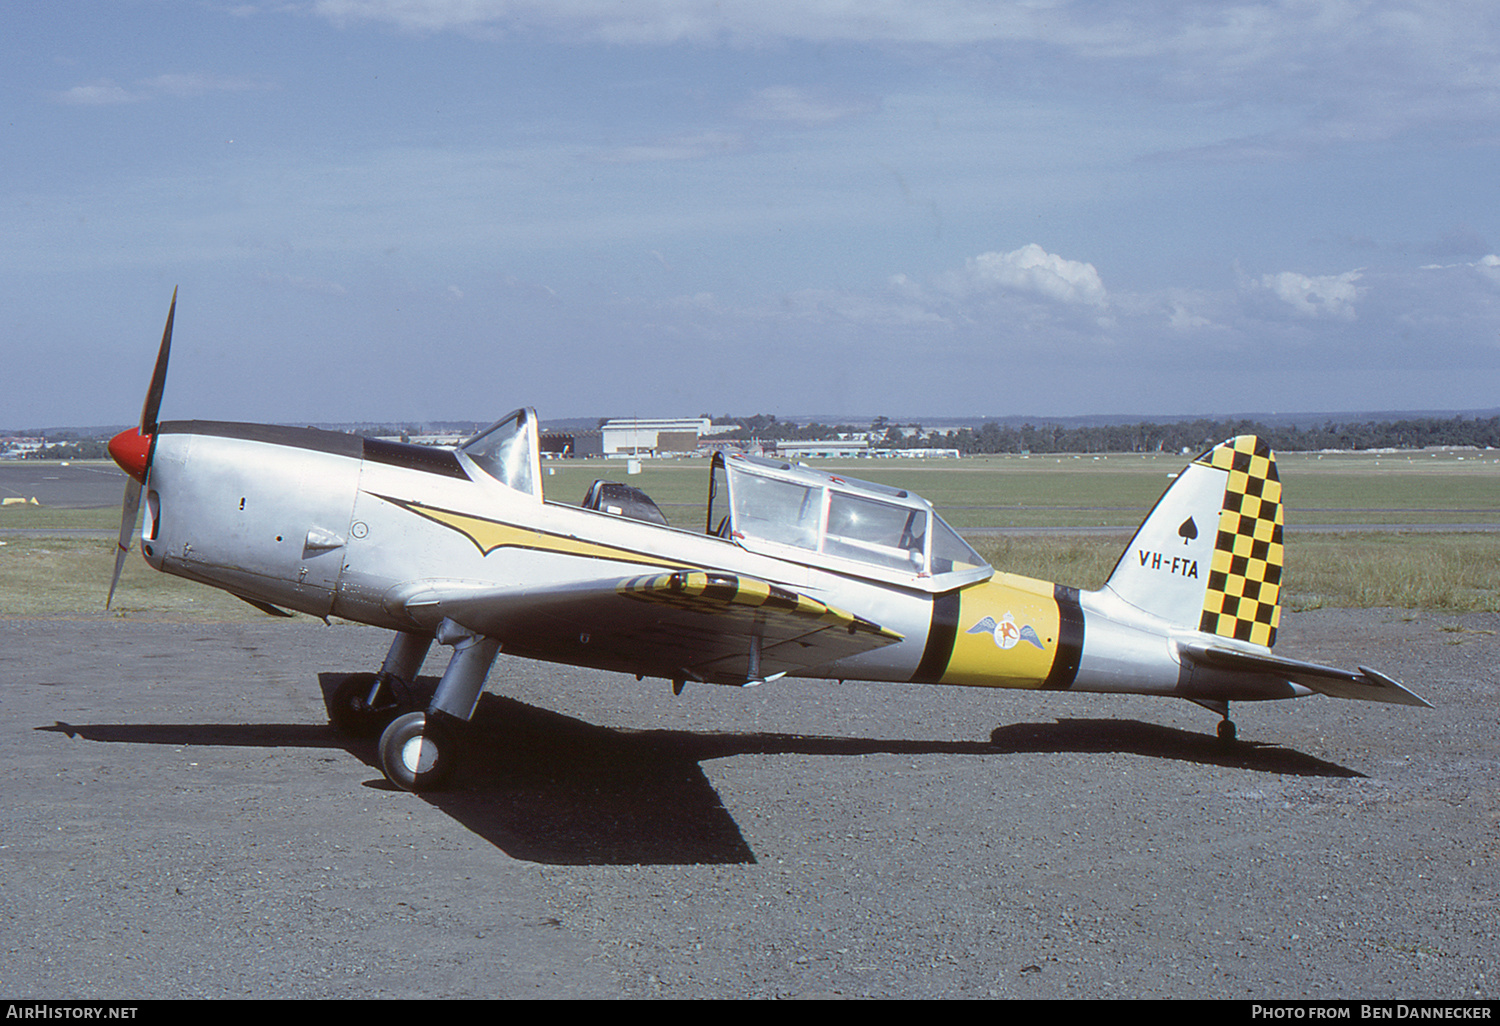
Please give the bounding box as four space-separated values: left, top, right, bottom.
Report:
1195 436 1284 647
1102 435 1283 648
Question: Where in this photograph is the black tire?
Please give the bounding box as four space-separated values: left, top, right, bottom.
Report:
330 673 404 737
378 711 457 791
1217 719 1238 743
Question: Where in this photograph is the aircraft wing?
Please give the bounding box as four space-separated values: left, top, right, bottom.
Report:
1176 640 1432 707
388 570 904 686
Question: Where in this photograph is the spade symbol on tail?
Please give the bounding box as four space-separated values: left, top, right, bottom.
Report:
1178 517 1198 545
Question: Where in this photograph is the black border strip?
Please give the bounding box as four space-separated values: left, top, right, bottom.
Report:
910 590 961 683
158 421 471 480
362 437 470 479
160 420 364 459
1043 584 1085 690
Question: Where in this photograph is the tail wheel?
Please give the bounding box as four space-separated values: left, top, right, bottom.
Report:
378 711 457 792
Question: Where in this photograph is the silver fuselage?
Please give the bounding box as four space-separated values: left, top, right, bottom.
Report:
139 420 1307 703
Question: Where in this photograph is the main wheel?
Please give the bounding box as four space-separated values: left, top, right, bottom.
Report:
378 711 457 791
330 673 406 737
1217 718 1238 743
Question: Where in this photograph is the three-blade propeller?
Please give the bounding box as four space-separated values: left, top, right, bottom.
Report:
106 288 175 608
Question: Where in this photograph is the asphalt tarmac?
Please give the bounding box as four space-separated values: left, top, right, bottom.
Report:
2 607 1496 999
0 461 129 509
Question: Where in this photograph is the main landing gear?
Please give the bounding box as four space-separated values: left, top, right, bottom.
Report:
328 629 433 737
329 673 408 737
328 621 501 792
377 711 458 791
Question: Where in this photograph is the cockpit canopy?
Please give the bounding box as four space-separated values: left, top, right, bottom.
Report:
459 408 542 499
457 410 990 591
714 452 992 590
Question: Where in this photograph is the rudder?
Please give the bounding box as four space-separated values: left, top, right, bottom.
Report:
1197 436 1284 646
1103 436 1283 647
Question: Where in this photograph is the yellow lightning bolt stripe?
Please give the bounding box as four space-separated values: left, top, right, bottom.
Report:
375 495 678 568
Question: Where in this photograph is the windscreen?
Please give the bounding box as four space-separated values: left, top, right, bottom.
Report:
929 515 987 575
460 409 540 498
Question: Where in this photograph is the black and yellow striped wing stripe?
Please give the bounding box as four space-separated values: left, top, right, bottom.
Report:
619 571 902 642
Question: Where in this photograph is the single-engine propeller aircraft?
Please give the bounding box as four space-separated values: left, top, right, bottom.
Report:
106 293 1429 791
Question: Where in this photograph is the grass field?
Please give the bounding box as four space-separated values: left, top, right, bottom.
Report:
536 449 1500 530
964 532 1500 613
2 449 1496 619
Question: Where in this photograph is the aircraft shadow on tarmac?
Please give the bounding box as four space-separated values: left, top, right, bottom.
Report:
38 672 1360 866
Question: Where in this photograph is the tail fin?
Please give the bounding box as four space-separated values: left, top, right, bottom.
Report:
1103 436 1284 647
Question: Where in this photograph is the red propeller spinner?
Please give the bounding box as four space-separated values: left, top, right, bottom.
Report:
107 427 152 484
106 287 175 608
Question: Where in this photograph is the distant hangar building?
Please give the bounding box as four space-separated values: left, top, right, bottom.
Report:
600 418 714 456
538 429 603 458
773 439 871 459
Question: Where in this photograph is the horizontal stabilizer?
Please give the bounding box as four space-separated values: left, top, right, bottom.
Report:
1177 640 1431 707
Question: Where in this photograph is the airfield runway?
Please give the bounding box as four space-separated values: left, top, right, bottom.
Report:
0 460 128 509
2 607 1496 999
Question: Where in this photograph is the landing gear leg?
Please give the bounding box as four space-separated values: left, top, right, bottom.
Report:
330 673 395 737
377 619 498 792
1189 699 1237 745
329 630 433 737
380 629 434 686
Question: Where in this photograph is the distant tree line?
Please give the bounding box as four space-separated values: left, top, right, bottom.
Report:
910 415 1500 455
712 413 1500 455
19 437 109 460
17 413 1498 459
18 424 464 459
711 414 918 444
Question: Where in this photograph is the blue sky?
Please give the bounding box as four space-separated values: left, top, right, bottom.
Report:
5 1 1499 429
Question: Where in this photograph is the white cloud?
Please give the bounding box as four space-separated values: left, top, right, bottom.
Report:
587 132 743 164
305 1 1500 158
307 0 1053 44
1420 255 1500 284
1257 269 1364 320
141 73 271 98
1167 301 1212 331
53 73 272 106
257 272 348 297
782 287 954 329
737 87 875 126
956 244 1108 308
54 80 141 105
